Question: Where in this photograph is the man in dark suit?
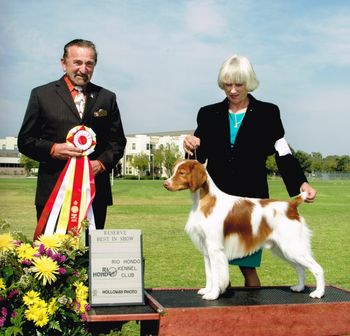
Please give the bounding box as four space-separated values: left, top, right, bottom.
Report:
18 39 126 231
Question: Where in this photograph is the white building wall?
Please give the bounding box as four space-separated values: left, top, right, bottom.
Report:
122 135 152 176
156 135 187 156
0 131 193 177
0 137 18 150
0 137 23 174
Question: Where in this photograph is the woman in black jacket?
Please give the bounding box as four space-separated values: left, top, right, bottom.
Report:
184 54 316 287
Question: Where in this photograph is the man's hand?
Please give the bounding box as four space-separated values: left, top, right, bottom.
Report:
90 160 105 176
51 143 83 160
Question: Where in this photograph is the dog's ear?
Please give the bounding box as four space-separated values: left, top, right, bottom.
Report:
189 161 207 191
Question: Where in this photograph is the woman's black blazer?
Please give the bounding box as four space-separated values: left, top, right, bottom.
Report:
194 94 307 198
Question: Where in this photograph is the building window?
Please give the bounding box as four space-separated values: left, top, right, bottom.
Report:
146 143 150 150
132 143 136 150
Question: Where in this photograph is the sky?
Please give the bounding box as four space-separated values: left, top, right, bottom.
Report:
0 0 349 156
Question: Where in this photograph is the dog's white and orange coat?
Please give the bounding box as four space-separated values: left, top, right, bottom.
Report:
164 160 325 300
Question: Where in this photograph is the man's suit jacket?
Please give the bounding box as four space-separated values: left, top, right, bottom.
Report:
194 94 307 198
18 76 127 207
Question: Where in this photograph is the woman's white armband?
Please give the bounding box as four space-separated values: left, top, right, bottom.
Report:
274 138 292 156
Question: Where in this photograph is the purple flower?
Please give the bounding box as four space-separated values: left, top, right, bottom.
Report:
11 311 16 318
38 244 45 255
14 240 22 247
8 290 19 299
46 248 53 257
52 253 66 263
0 316 5 327
59 267 66 275
21 259 32 266
1 307 7 317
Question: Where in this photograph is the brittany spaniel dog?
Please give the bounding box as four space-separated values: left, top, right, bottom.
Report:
163 159 325 300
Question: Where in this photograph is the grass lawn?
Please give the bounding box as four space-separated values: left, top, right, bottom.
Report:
1 176 349 335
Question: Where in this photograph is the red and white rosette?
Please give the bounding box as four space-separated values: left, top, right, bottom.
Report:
66 125 96 156
34 125 97 241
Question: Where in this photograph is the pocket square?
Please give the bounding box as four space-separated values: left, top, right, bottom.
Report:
94 109 108 117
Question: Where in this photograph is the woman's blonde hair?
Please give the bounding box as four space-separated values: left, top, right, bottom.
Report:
217 55 259 92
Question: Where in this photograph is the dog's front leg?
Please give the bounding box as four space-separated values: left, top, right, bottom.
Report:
198 253 212 296
202 244 229 300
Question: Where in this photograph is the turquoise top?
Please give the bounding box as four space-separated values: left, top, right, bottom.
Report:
228 109 263 267
228 110 246 146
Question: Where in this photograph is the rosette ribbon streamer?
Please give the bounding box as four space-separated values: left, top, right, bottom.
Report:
34 126 97 240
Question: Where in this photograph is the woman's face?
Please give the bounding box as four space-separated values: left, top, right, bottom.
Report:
223 82 248 106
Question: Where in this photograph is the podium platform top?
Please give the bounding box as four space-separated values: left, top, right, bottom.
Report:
87 285 350 319
147 285 350 309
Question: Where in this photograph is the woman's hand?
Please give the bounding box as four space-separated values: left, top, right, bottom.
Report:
183 135 200 156
300 182 317 203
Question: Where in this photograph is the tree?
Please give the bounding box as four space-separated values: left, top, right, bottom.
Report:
310 152 324 173
152 148 165 178
294 150 312 173
336 156 350 172
162 143 182 177
266 155 277 175
323 155 338 172
19 155 39 176
131 153 149 179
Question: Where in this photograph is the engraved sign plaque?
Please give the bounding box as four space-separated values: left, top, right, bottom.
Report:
89 229 144 306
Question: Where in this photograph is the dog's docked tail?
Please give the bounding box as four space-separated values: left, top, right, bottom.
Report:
293 191 308 206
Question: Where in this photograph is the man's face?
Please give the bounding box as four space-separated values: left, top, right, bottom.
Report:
61 45 96 87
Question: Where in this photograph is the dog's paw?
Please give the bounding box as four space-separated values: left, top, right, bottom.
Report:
202 288 220 300
309 289 324 299
197 288 208 295
290 285 305 293
219 280 230 294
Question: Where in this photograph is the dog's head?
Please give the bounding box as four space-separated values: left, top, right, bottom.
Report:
163 159 207 192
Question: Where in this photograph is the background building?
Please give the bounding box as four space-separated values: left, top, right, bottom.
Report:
122 130 192 177
0 137 24 175
0 131 193 177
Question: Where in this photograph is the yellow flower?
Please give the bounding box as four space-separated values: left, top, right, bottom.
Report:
47 297 58 316
65 234 80 249
16 243 38 262
35 234 63 252
74 281 89 313
0 233 15 253
31 256 59 285
23 290 40 306
78 299 88 313
0 277 5 291
74 282 88 300
34 313 49 328
24 299 49 327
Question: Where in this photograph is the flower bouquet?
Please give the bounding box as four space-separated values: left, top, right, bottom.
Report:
0 221 91 336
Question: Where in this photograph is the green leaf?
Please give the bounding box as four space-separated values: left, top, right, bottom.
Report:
48 320 62 332
4 325 24 336
3 265 14 278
